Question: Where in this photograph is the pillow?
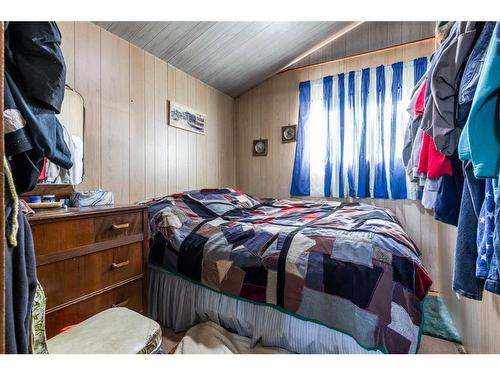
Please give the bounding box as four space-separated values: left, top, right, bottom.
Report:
180 187 261 215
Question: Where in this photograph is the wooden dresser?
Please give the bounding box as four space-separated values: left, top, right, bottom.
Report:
28 204 149 339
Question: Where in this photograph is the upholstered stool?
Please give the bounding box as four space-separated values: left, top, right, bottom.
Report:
32 282 162 354
47 308 162 354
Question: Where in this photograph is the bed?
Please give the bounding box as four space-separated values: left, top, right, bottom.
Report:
145 187 432 354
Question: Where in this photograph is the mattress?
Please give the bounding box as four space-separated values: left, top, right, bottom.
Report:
145 187 432 354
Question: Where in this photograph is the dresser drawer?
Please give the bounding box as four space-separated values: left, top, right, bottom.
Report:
45 279 143 339
32 210 143 262
38 242 144 310
94 211 143 242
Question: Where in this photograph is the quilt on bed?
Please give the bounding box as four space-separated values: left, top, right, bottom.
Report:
145 187 432 354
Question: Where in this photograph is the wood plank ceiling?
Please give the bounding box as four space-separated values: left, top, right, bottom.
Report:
93 22 357 97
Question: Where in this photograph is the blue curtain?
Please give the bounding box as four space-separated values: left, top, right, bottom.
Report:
338 73 346 198
389 61 406 199
414 57 428 84
323 76 333 197
290 81 311 196
347 71 356 198
357 68 370 198
374 65 389 198
290 57 427 199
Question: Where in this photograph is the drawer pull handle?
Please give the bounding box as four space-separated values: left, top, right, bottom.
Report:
111 260 130 269
112 299 129 308
111 223 130 230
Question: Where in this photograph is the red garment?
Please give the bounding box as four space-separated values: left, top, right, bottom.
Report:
417 132 453 178
415 79 427 115
414 78 453 178
39 157 47 181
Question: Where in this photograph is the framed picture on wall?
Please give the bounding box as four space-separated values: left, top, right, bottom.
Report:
168 100 206 135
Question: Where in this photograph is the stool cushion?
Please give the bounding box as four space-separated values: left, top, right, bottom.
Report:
46 308 162 354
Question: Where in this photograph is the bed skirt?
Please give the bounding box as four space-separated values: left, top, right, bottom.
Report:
148 265 381 354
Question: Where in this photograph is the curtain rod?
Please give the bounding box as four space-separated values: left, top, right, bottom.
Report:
278 36 436 75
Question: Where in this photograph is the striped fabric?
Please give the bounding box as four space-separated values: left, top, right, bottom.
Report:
291 57 428 199
148 265 383 354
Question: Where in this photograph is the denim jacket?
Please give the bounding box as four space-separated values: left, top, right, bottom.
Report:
456 22 496 128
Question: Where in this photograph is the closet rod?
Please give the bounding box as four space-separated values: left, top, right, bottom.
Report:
278 36 436 74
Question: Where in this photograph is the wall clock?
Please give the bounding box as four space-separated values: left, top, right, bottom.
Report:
252 139 268 156
281 125 297 143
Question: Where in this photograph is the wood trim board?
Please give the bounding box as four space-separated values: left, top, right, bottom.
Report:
0 20 5 354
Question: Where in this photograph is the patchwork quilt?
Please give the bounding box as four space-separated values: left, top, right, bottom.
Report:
146 187 432 354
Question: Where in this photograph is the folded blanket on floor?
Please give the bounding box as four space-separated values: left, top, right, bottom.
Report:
174 321 290 354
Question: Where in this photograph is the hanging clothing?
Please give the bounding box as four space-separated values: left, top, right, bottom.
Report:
3 22 69 354
416 80 453 181
5 72 72 172
4 175 38 353
403 59 429 186
420 24 457 137
402 75 425 172
417 132 453 179
3 81 33 157
434 23 496 228
408 126 426 185
44 128 83 185
414 78 426 114
453 161 485 300
458 22 500 179
433 153 464 226
456 22 496 129
403 21 499 300
4 22 66 113
4 22 71 194
421 177 440 210
486 180 500 295
476 179 496 279
39 158 47 181
427 22 483 156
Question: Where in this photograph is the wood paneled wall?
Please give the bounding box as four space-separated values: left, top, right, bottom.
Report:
234 38 500 353
57 22 235 204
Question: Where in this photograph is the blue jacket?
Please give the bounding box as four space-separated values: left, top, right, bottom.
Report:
456 22 496 128
458 22 500 178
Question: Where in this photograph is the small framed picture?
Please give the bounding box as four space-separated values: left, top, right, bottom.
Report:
168 100 206 135
253 139 268 157
281 125 297 143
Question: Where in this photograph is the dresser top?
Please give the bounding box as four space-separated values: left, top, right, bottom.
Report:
27 204 146 223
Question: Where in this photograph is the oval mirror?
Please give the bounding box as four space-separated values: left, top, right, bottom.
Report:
37 86 84 188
